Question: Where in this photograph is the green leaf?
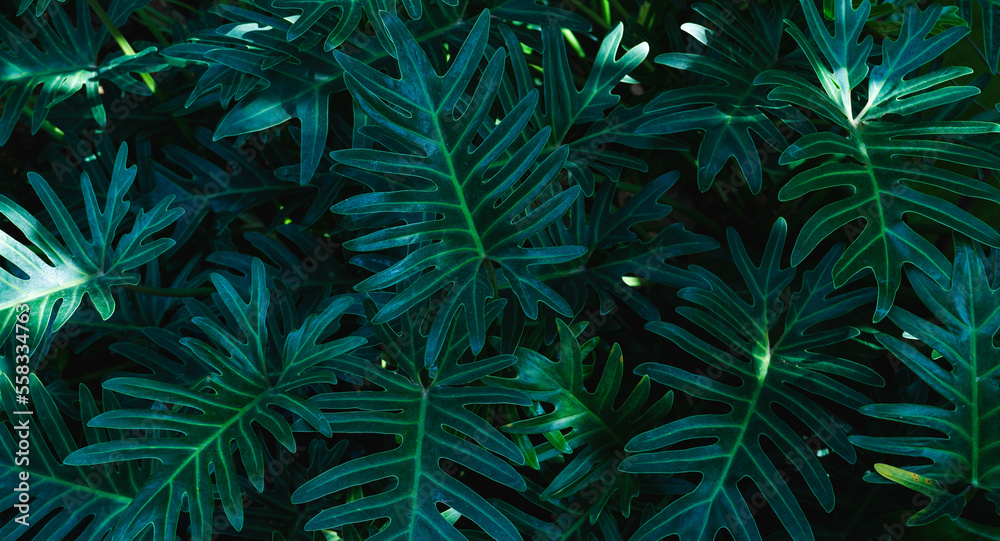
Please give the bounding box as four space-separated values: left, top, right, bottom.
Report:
639 0 814 193
850 240 1000 525
63 259 366 541
489 319 672 521
957 0 1000 73
757 0 1000 321
0 143 183 360
331 10 584 365
0 1 168 143
497 22 652 195
537 171 719 320
1 375 144 541
620 219 881 541
291 299 531 541
250 0 362 50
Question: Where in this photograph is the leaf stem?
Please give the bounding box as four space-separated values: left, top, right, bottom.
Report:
86 0 157 93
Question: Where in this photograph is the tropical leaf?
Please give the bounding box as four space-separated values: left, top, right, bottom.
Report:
638 0 814 193
291 297 531 541
756 0 1000 320
957 0 1000 73
249 0 362 50
620 219 882 541
850 240 1000 525
330 10 584 365
63 259 366 541
489 319 673 521
0 143 183 362
0 0 168 144
496 22 654 195
1 374 145 541
537 171 719 320
489 482 627 541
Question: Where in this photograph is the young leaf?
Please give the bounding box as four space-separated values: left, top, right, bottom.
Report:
490 319 673 521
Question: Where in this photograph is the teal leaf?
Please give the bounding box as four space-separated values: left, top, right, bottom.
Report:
291 299 530 541
0 143 183 361
621 220 881 541
1 375 144 541
331 10 584 365
757 0 1000 320
489 320 673 521
0 1 168 143
63 259 365 541
850 240 1000 525
639 0 814 193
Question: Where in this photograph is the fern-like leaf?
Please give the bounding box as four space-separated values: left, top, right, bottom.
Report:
850 240 1000 525
331 10 584 365
63 259 366 541
620 219 881 541
757 0 1000 320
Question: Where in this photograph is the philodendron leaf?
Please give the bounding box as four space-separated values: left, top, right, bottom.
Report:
851 240 1000 525
1 375 145 541
496 22 652 195
620 219 882 541
639 0 814 193
331 10 584 366
0 143 183 361
757 0 1000 320
489 319 673 521
0 0 168 143
291 299 530 541
63 259 366 541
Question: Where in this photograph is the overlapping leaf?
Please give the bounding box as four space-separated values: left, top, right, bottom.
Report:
620 219 882 541
291 297 531 541
0 0 167 144
850 240 1000 525
1 375 145 541
638 0 813 193
757 0 1000 320
489 319 673 521
63 259 366 541
0 143 183 362
331 10 584 365
496 23 656 195
537 171 718 320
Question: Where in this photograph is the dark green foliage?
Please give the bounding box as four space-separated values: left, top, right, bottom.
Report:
3 0 1000 540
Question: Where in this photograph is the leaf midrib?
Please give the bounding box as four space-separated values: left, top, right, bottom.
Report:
422 64 487 260
405 388 431 538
